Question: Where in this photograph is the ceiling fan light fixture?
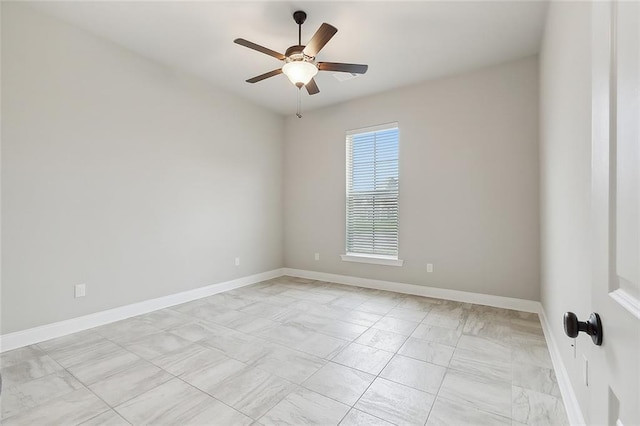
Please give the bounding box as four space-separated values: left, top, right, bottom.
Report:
282 60 318 87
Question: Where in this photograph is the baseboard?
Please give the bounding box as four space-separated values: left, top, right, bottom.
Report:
283 268 540 313
0 268 284 353
538 308 586 425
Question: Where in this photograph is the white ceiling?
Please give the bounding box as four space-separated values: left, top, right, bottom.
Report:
29 1 549 116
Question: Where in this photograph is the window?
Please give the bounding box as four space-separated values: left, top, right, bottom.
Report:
343 123 402 266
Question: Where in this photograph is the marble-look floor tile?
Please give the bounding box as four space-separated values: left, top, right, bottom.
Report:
302 362 375 406
115 378 252 425
205 293 258 310
355 301 395 316
385 307 428 322
123 331 193 360
87 359 173 406
67 347 141 386
240 301 292 320
262 294 300 307
339 409 394 426
208 309 256 328
80 409 130 426
438 369 512 418
332 343 394 375
294 332 349 359
397 337 455 367
94 318 162 344
395 296 439 312
181 355 247 392
278 311 333 330
512 336 553 369
379 355 446 394
260 388 350 426
372 317 419 336
1 370 84 419
462 317 512 344
0 354 63 387
2 388 109 426
40 337 122 368
166 320 230 342
199 328 269 363
0 345 48 369
426 396 511 426
280 288 339 304
512 364 561 397
258 323 316 348
234 316 279 334
2 280 570 425
512 386 569 425
340 310 382 327
320 320 369 341
449 335 511 382
138 308 192 330
150 342 227 377
36 330 102 354
249 343 325 384
411 323 462 346
172 301 232 323
209 365 296 419
354 377 435 425
355 328 408 352
329 295 366 310
422 307 467 330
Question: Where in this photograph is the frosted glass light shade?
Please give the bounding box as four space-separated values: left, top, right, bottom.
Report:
282 61 318 86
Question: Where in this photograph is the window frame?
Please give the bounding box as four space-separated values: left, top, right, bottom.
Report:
342 122 403 267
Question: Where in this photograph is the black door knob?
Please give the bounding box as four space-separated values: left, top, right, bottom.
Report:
563 312 603 346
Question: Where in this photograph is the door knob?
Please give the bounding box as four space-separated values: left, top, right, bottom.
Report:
563 312 603 346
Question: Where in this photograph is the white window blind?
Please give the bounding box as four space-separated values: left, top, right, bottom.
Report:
346 123 399 258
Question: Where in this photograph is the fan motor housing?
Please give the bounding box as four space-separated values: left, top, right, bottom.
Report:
285 45 305 58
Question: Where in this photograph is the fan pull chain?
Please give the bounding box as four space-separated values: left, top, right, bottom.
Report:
296 87 302 118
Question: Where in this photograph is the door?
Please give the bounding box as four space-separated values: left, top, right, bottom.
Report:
590 1 640 425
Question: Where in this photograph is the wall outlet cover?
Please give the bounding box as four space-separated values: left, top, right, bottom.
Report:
75 284 86 298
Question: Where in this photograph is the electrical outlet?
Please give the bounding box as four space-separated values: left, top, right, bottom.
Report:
427 263 434 273
75 284 86 298
314 253 320 261
235 257 240 266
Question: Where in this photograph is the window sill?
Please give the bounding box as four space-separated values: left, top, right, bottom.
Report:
340 254 404 267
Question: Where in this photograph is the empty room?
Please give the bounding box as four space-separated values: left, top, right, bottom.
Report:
1 1 638 425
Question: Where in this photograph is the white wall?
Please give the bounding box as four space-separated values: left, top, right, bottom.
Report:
284 56 540 301
539 0 592 419
1 4 284 334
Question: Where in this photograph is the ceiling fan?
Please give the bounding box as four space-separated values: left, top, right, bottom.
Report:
233 10 368 98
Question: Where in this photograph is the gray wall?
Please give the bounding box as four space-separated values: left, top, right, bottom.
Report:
284 56 540 301
539 1 593 419
1 4 284 334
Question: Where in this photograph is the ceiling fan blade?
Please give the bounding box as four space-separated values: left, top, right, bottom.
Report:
302 23 338 57
305 78 320 95
318 62 368 74
234 38 286 61
246 68 283 83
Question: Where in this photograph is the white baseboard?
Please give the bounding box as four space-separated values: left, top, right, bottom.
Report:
283 268 540 313
0 268 284 353
538 308 586 426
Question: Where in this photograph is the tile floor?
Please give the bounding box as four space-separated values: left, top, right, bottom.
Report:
0 276 569 425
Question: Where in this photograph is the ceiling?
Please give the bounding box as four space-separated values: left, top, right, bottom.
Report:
29 1 549 116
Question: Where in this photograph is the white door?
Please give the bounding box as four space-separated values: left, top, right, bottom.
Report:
590 1 640 425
